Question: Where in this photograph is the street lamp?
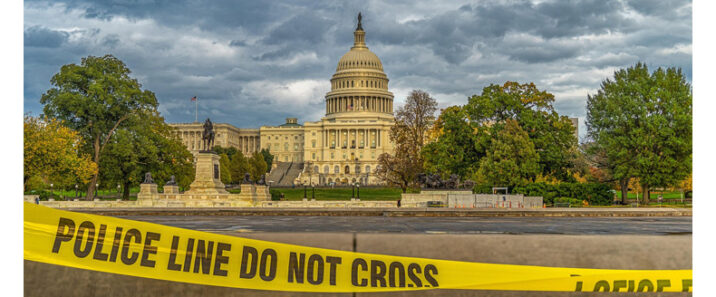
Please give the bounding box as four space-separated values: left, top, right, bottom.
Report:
352 183 355 198
303 182 307 199
117 184 121 199
312 183 315 199
95 183 99 198
50 183 53 200
74 184 78 198
357 183 360 199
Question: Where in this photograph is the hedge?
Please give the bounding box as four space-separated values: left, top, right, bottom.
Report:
473 182 614 206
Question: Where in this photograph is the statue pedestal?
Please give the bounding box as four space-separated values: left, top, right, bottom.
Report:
138 183 158 206
255 185 272 201
236 184 256 201
163 185 180 194
185 153 228 195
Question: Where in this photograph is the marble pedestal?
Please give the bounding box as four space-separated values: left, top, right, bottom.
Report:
185 152 228 195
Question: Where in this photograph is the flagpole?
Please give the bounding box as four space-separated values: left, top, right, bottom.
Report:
195 97 198 123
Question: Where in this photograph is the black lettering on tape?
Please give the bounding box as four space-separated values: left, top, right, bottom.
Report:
326 256 342 286
307 254 324 285
612 280 627 292
259 249 277 281
193 240 214 274
407 263 422 288
351 258 368 287
424 264 439 287
575 281 583 291
121 229 141 265
240 246 258 279
682 279 692 292
656 280 671 292
370 260 387 287
109 227 123 262
167 236 182 271
52 218 75 253
92 224 109 261
140 232 160 268
182 238 195 272
628 280 635 292
388 262 405 288
288 252 305 283
73 221 95 258
213 242 231 277
593 280 610 292
637 279 654 292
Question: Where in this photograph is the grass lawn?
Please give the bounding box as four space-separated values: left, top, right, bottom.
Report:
270 187 405 201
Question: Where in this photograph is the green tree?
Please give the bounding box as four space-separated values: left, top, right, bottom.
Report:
40 55 158 199
230 151 250 184
587 63 692 204
260 148 274 171
422 106 482 178
475 119 540 187
99 111 194 198
219 153 232 184
464 82 577 180
376 90 438 192
248 152 268 182
24 115 97 191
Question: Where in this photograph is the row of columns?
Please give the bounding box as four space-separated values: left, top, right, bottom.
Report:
326 96 392 114
237 136 260 154
323 128 381 149
180 130 204 151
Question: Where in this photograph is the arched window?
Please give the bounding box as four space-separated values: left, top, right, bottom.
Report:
334 165 340 174
355 165 361 173
344 165 350 174
313 166 319 173
324 165 329 173
365 165 371 174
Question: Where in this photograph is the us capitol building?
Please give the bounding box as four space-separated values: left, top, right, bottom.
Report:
171 17 395 186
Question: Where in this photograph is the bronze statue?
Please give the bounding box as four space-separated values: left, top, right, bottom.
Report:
143 172 154 184
243 172 252 184
166 175 176 186
201 118 215 151
357 12 363 30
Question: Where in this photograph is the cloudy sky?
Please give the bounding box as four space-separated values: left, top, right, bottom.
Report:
23 0 692 141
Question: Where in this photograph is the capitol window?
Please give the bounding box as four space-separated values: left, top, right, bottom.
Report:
324 165 329 173
312 140 316 148
334 166 340 174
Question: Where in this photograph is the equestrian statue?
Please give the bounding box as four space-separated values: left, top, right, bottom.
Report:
201 118 215 152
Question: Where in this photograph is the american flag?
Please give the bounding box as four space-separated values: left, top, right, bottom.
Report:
191 96 197 101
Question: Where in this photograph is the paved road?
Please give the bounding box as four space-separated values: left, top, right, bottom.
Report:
118 215 691 235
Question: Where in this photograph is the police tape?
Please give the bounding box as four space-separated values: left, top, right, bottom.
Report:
24 202 692 292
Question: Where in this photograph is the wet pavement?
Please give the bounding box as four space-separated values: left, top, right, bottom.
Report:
117 215 692 235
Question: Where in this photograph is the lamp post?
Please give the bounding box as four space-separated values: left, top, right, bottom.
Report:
95 183 99 198
303 182 307 199
50 183 53 200
352 183 355 198
312 183 315 199
74 184 78 198
117 184 121 199
357 183 360 199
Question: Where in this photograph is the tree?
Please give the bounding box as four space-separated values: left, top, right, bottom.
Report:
475 119 540 187
587 63 692 204
40 55 158 199
377 90 437 192
219 153 232 184
24 115 97 191
422 106 482 178
260 148 274 171
248 152 268 182
230 151 250 184
464 81 577 180
99 111 194 198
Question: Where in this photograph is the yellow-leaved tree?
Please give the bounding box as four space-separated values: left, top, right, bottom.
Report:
24 115 97 191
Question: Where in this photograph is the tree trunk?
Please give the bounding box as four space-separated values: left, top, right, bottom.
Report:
86 137 101 200
123 182 131 199
641 184 650 205
620 177 630 205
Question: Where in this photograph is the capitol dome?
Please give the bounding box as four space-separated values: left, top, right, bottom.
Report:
325 13 394 116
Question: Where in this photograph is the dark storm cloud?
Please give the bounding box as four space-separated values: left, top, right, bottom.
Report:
24 0 692 138
24 26 69 47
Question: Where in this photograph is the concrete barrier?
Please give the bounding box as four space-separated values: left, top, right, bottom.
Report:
24 233 691 297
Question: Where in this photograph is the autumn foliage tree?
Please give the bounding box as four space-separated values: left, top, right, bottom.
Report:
24 115 97 191
376 90 437 192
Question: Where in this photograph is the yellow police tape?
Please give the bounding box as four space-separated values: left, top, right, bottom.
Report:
24 202 692 292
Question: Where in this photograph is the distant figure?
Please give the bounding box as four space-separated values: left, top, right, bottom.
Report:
143 172 154 184
201 118 215 151
166 175 177 186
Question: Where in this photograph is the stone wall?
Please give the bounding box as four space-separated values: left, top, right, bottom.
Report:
401 191 543 208
258 199 396 208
